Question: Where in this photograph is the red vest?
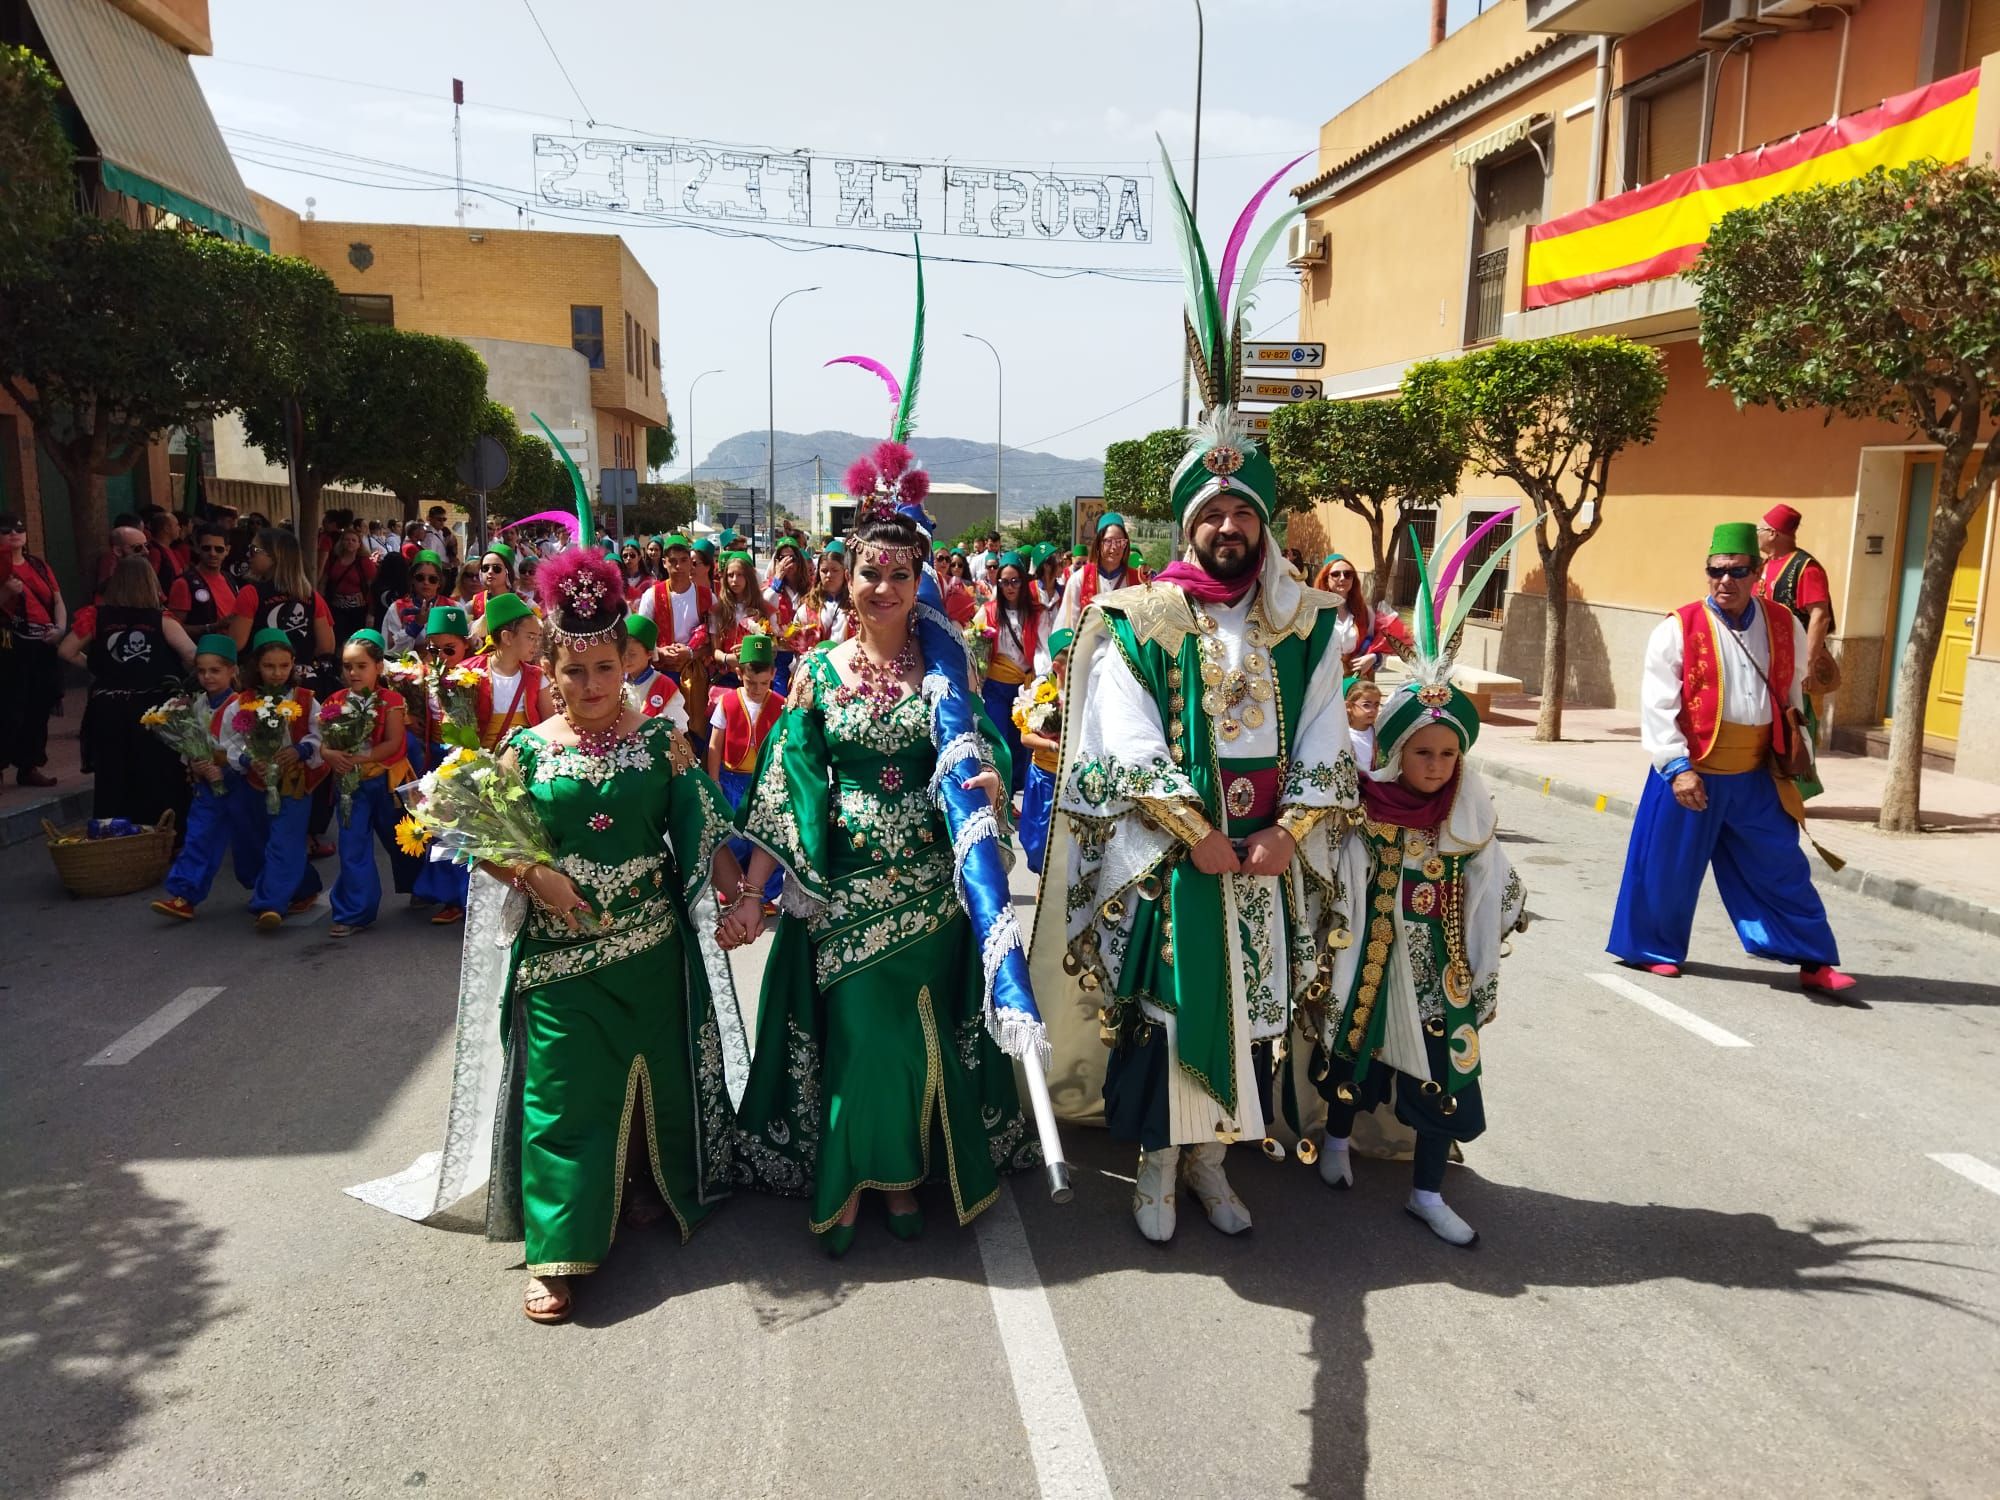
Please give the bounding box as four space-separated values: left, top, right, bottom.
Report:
717 688 779 773
1674 598 1794 762
982 597 1043 671
648 581 713 650
466 656 543 750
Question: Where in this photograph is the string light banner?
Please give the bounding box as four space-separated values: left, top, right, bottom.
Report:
533 134 1153 244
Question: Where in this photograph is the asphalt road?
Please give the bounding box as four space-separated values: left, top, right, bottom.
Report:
3 782 1998 1499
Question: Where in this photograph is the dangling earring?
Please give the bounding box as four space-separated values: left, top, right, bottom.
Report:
550 684 566 713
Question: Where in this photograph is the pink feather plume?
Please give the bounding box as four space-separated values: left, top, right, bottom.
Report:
497 509 582 537
825 355 902 405
1431 506 1519 634
898 469 931 505
1216 151 1312 317
872 440 915 478
844 458 880 497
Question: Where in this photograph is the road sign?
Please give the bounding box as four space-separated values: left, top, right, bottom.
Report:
1243 342 1324 369
455 434 510 493
1240 377 1323 404
1244 413 1273 437
599 468 638 508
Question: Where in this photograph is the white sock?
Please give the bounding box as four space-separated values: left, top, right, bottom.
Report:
1411 1188 1444 1207
1324 1135 1351 1153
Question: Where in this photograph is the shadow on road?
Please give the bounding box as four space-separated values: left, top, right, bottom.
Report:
0 1167 226 1500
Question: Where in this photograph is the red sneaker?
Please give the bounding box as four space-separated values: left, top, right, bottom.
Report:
150 895 196 921
309 839 336 860
1801 965 1857 994
430 905 464 926
287 896 318 915
1644 962 1681 978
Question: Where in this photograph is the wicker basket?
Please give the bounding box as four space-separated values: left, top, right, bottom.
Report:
43 809 178 898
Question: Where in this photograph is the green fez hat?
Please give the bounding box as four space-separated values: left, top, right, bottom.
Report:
997 549 1028 573
425 604 471 640
348 629 386 653
249 627 294 655
1130 547 1148 566
691 537 717 557
663 533 691 551
482 592 534 633
623 613 658 653
1095 511 1126 535
1047 627 1075 659
1323 552 1346 567
194 632 238 663
737 631 775 667
413 549 444 570
1709 522 1759 558
482 542 514 565
721 550 753 567
1072 543 1088 557
823 539 848 557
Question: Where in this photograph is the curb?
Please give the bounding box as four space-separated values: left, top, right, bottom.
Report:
1474 756 2000 942
0 787 92 850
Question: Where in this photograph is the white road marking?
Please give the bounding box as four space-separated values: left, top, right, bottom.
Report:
973 1183 1112 1500
1928 1153 2000 1199
1586 971 1752 1048
84 986 226 1066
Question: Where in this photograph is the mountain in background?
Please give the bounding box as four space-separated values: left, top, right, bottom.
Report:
691 430 1102 520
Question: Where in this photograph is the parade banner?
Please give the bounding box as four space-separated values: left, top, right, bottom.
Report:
534 134 1152 244
1523 68 1978 310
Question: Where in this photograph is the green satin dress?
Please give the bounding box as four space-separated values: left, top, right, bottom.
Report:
734 650 1038 1234
504 716 737 1276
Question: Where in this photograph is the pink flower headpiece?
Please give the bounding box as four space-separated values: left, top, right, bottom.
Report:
538 546 624 650
844 441 932 527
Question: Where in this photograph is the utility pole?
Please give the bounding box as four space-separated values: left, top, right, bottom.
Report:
452 79 466 228
768 285 821 558
814 454 823 541
964 334 1002 535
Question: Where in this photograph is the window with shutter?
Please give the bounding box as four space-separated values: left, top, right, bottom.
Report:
1638 77 1703 185
1967 0 2000 68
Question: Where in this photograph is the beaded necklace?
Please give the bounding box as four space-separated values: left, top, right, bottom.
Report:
562 708 631 758
832 634 919 708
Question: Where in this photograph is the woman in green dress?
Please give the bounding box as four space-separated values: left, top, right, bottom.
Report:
350 546 746 1324
719 510 1039 1255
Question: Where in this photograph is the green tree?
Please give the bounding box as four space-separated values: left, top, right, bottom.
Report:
1268 394 1466 604
0 44 72 285
489 428 564 523
631 482 697 534
645 415 677 475
0 222 344 559
1101 429 1187 520
1408 336 1665 742
1009 503 1070 550
245 323 487 536
1692 159 2000 832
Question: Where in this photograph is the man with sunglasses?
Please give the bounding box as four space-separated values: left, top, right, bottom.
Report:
166 522 238 632
1609 523 1854 994
0 512 67 787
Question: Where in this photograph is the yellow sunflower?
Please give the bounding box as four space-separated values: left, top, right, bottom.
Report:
394 816 432 856
274 698 303 721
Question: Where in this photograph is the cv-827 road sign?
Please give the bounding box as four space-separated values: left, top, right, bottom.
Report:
1243 342 1324 368
1240 377 1323 404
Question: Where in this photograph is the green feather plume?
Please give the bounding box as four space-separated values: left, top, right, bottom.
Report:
892 237 925 444
1156 136 1222 378
532 412 594 549
1408 523 1437 663
1439 510 1545 648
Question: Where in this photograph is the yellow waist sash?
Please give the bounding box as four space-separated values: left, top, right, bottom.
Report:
986 654 1030 686
1695 721 1803 823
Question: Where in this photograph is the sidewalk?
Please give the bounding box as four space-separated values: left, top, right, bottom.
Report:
1471 696 2000 939
0 685 90 848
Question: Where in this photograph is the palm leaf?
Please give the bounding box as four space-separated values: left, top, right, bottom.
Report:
532 412 593 549
1156 135 1221 369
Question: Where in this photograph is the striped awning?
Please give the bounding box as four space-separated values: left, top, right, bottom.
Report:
1451 113 1547 170
27 0 267 249
1523 68 1977 311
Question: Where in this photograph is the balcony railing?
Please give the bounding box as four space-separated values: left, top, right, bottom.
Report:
1469 248 1508 343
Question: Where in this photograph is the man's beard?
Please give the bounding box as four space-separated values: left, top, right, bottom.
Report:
1192 533 1259 581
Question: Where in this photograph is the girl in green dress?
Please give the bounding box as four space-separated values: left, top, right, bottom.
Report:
720 512 1039 1255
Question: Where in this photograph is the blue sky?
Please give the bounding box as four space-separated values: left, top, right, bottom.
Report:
197 1 1490 468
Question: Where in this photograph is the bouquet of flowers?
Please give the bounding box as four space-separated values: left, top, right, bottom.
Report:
964 616 996 680
1015 673 1062 739
232 691 304 814
397 746 552 873
778 616 821 653
141 691 226 797
319 690 380 824
432 661 484 752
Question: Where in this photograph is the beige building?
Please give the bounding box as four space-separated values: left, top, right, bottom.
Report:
1290 0 2000 783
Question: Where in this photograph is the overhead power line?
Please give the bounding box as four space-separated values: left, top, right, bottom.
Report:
519 0 595 127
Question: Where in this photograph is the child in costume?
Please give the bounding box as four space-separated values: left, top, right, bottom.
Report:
222 630 327 931
622 614 687 729
412 603 475 924
706 631 781 907
1012 627 1071 875
151 633 252 921
466 594 545 749
1345 677 1382 770
1313 543 1530 1247
320 630 413 937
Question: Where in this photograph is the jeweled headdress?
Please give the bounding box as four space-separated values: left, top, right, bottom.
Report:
537 546 625 650
829 237 934 565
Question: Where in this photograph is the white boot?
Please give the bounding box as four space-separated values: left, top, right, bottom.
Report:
1184 1142 1253 1234
1133 1147 1179 1243
1317 1134 1353 1189
1405 1190 1478 1247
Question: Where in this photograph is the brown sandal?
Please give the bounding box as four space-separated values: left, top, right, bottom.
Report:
523 1274 572 1324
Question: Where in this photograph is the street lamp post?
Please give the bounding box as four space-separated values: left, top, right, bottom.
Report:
767 286 821 555
963 333 1002 536
1178 0 1205 428
687 368 722 524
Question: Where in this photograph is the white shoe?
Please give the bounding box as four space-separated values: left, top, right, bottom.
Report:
1133 1147 1179 1243
1184 1142 1253 1235
1405 1192 1478 1247
1317 1138 1353 1189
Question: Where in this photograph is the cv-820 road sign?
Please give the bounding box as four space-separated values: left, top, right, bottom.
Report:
1240 377 1323 404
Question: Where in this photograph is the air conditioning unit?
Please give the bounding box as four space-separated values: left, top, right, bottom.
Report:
1286 221 1328 268
1698 0 1755 40
1758 0 1843 15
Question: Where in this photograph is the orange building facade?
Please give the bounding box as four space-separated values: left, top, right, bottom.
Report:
1290 0 2000 784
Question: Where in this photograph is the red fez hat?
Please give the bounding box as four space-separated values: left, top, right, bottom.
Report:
1763 504 1802 533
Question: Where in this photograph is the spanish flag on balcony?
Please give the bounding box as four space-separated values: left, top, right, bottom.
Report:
1523 67 1979 311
